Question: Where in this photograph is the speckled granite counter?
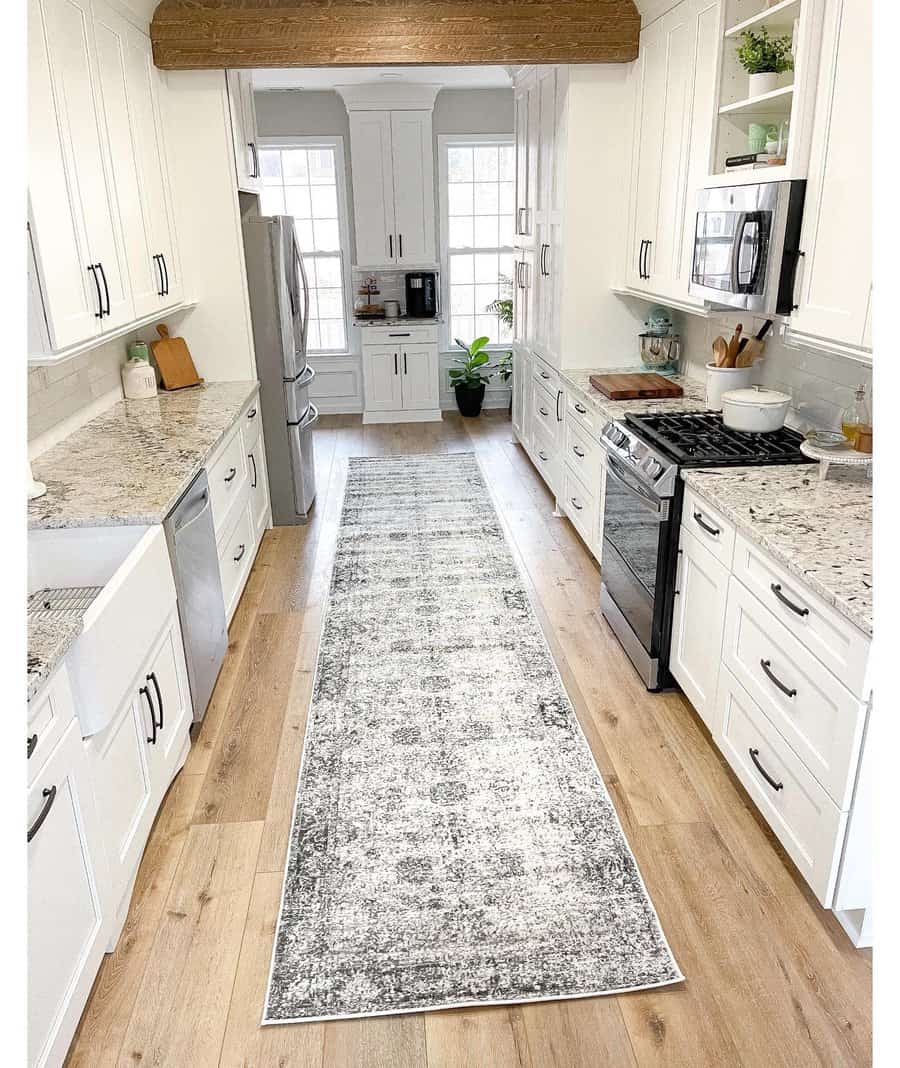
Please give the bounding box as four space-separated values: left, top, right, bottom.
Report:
28 381 258 530
561 368 707 424
27 613 83 702
682 465 872 636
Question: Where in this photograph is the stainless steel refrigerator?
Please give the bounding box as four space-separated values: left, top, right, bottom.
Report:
242 215 318 524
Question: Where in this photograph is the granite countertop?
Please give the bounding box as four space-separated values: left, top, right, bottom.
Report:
561 367 708 424
27 613 84 702
354 316 443 328
682 465 872 636
28 381 259 530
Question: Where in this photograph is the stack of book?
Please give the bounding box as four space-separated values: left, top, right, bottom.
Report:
724 152 786 171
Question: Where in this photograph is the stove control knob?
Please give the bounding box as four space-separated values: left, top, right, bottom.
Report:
611 428 628 448
645 458 663 479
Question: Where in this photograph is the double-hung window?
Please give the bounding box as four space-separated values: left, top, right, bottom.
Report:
439 136 515 350
258 137 351 353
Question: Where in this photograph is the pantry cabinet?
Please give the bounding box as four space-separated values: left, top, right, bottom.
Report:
787 0 872 356
347 109 436 267
361 329 440 422
226 69 261 194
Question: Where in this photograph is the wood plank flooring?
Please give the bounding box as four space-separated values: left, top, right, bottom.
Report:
66 412 872 1067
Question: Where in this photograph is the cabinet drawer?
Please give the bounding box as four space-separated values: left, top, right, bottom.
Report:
531 381 561 441
681 486 736 569
219 502 255 620
531 354 560 395
530 421 561 496
732 532 870 696
242 393 262 454
208 424 248 536
361 324 438 345
562 465 599 551
564 418 603 490
716 666 845 906
723 577 866 810
566 391 603 439
27 664 76 786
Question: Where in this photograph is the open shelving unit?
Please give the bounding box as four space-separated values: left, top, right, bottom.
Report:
723 0 802 39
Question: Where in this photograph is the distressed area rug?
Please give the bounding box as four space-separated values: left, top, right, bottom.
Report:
264 453 682 1023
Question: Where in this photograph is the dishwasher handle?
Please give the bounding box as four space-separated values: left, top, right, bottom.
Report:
172 488 210 535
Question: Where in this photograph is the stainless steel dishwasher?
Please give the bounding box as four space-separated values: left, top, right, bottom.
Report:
163 470 228 722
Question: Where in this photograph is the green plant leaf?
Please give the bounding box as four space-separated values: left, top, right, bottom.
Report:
470 351 490 367
470 336 490 354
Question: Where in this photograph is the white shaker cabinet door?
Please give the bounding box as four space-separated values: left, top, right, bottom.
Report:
142 614 192 794
363 344 404 411
28 717 107 1068
390 110 436 265
226 69 260 193
350 111 397 266
400 344 439 410
789 0 872 351
670 525 730 731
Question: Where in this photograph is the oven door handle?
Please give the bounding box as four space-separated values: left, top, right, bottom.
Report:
605 456 669 520
730 211 765 294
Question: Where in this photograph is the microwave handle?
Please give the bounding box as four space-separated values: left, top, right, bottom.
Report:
730 211 765 294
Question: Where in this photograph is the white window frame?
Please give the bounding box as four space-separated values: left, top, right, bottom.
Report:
437 133 516 355
259 135 355 356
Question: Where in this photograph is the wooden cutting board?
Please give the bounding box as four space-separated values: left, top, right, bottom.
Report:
151 324 204 391
589 372 683 400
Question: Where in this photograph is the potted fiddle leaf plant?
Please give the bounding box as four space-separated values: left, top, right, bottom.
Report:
449 336 495 417
736 26 793 97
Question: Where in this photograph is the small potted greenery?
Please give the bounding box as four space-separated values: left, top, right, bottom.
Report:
449 336 496 417
736 26 793 97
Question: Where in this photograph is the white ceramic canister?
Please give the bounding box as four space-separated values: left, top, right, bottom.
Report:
705 362 754 411
721 386 791 433
383 300 401 318
122 357 158 399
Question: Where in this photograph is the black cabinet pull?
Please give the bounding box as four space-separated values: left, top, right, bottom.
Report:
388 333 411 338
389 234 393 259
399 233 403 258
393 352 398 375
27 734 38 759
153 254 164 296
638 240 646 279
224 466 237 483
248 142 259 178
247 407 257 420
749 748 784 792
570 497 583 511
148 671 164 732
540 243 550 276
404 352 408 375
234 543 246 563
693 511 720 537
572 445 585 458
760 659 797 698
537 450 549 462
556 389 562 422
97 262 111 317
249 451 258 488
574 402 587 414
770 583 809 618
540 370 550 380
27 785 57 843
88 265 103 318
539 405 549 417
160 253 169 296
141 685 157 745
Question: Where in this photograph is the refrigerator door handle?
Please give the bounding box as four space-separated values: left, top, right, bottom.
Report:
294 240 310 358
295 364 316 388
297 403 319 431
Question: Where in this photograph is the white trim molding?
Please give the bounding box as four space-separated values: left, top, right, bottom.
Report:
337 83 441 112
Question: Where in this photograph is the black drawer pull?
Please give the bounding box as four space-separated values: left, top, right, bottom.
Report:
148 671 164 732
538 450 549 462
540 371 550 380
234 543 246 563
141 685 157 745
27 785 57 843
247 407 257 420
27 733 38 759
693 511 720 537
570 497 583 511
388 333 411 338
249 452 258 488
749 748 784 792
224 467 237 483
574 402 587 414
760 658 797 698
539 406 549 417
572 445 585 458
770 583 809 618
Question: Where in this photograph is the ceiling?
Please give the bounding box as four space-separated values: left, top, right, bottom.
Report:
252 66 513 92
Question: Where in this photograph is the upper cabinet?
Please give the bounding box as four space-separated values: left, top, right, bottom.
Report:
787 0 872 355
28 0 185 361
340 85 439 269
226 69 261 194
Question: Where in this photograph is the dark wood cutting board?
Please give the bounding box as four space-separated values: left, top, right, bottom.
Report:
589 372 683 400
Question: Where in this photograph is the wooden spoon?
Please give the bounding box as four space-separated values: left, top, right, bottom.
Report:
712 336 728 367
725 323 743 365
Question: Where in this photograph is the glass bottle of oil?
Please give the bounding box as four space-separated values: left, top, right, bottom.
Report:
841 384 870 447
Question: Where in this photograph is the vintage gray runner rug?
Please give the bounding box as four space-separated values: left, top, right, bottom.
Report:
264 453 681 1023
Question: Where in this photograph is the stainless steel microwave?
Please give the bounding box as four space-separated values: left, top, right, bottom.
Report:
689 181 806 315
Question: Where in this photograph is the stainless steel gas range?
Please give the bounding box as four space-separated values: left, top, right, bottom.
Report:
599 411 811 691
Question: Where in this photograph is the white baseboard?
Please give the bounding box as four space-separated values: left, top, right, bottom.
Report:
362 408 443 424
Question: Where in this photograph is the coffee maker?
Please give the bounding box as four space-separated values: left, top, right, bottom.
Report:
405 272 437 318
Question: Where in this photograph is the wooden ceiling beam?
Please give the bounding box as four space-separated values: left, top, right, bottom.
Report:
150 1 641 69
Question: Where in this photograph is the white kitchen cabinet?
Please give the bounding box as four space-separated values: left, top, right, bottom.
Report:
347 108 436 267
513 77 537 244
362 345 404 412
532 66 565 367
92 0 182 317
247 431 271 544
28 0 133 349
226 69 261 194
360 325 440 422
787 0 872 355
670 524 730 731
400 344 440 410
141 616 192 786
511 345 532 448
513 248 536 352
28 716 108 1068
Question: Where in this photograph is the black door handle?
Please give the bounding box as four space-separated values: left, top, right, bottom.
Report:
234 543 246 563
570 497 583 511
153 254 164 296
760 659 797 699
160 253 169 296
141 685 157 745
749 748 784 792
693 511 720 537
247 406 257 420
770 583 809 618
224 467 237 483
404 352 408 375
27 733 38 759
574 402 587 414
97 262 111 317
88 265 103 318
556 390 562 422
389 234 393 259
249 451 258 488
572 446 585 458
638 240 646 279
394 352 398 375
27 785 57 843
399 234 403 258
148 671 164 732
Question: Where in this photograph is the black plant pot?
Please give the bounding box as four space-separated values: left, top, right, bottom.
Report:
455 383 486 417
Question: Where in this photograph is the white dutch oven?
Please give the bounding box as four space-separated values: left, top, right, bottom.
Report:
721 386 791 433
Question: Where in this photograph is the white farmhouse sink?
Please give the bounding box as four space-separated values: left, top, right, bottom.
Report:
28 525 176 736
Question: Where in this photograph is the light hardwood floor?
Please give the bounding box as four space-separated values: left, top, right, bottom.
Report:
66 412 872 1068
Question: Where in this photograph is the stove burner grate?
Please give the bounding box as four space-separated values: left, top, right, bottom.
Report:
624 411 809 467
